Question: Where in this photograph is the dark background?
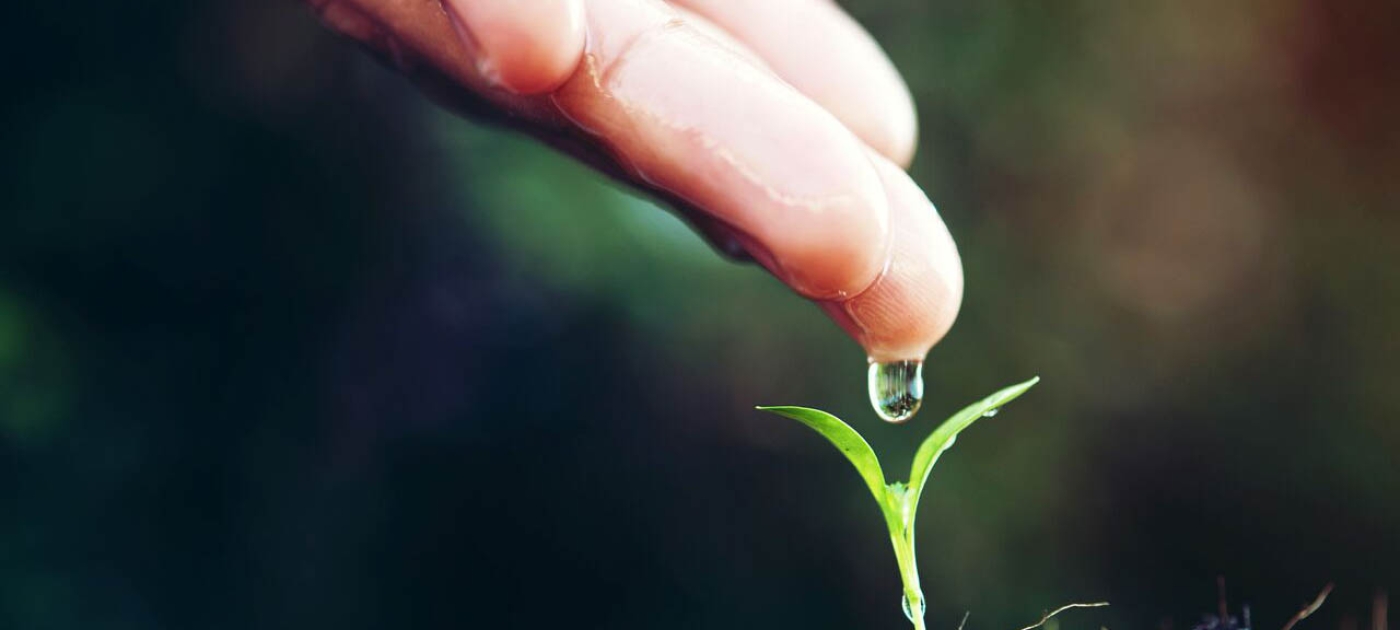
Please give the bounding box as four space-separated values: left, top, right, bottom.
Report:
3 0 1398 628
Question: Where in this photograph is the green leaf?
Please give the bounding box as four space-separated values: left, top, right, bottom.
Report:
906 376 1040 514
756 406 888 505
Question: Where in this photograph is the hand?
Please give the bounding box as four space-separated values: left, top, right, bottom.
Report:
308 0 963 362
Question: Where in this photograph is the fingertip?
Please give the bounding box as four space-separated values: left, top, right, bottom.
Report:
826 24 919 168
827 154 963 362
446 0 586 95
878 92 919 169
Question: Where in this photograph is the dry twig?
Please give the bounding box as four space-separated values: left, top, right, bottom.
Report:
1016 602 1112 630
1279 584 1335 630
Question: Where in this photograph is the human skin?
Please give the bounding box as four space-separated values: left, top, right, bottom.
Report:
307 0 963 362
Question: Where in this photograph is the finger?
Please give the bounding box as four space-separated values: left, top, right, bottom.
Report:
669 0 919 166
441 0 587 95
311 0 585 98
821 154 963 361
551 0 892 301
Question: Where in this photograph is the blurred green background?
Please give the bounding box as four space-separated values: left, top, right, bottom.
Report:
3 0 1398 628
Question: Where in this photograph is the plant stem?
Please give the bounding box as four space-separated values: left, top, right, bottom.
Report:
908 596 927 630
890 524 925 630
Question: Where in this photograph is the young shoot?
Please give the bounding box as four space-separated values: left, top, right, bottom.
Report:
758 376 1042 630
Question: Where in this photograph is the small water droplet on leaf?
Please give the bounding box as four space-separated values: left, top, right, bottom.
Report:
902 593 927 622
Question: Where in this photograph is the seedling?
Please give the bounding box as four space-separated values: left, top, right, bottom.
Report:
758 376 1042 630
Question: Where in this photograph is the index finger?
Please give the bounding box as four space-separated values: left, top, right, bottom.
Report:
552 0 892 300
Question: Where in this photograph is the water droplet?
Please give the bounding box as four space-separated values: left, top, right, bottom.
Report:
869 360 924 423
982 408 999 418
902 593 927 622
